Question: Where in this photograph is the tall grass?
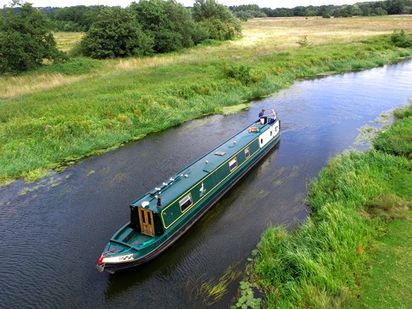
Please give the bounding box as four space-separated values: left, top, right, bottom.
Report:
1 18 412 183
374 104 412 158
243 106 412 307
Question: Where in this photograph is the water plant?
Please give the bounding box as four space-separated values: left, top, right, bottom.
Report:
198 265 241 305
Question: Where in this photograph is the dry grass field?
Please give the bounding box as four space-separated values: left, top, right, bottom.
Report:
53 32 84 52
240 16 412 49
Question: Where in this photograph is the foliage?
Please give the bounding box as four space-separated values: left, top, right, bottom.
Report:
224 64 253 85
193 0 241 41
45 5 105 32
36 57 103 75
373 105 412 158
197 18 239 41
232 281 261 309
130 0 198 53
229 4 267 21
198 265 241 305
80 8 153 59
230 0 412 18
0 2 62 73
394 103 412 118
390 29 412 47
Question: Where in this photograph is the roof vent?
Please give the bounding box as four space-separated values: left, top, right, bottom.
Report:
214 151 226 156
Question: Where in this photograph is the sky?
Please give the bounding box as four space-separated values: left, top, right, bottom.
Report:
0 0 374 9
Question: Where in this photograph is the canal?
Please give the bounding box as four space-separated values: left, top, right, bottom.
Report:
1 60 411 308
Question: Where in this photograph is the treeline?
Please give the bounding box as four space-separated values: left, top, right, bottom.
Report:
44 5 105 32
80 0 241 58
0 0 241 73
230 0 412 20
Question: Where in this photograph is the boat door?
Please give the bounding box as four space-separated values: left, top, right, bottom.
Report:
138 208 155 236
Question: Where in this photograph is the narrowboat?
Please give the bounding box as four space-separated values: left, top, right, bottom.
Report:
96 109 280 273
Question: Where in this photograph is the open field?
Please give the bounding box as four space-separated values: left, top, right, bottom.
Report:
53 32 83 53
242 105 412 308
1 16 412 183
241 16 412 49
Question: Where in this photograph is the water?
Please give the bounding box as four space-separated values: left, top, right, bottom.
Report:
1 60 411 308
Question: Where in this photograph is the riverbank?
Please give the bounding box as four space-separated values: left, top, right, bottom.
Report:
236 105 412 308
1 17 412 184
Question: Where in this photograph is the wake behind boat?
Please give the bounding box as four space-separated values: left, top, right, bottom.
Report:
97 109 280 273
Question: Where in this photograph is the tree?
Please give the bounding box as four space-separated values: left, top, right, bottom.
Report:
130 0 198 53
193 0 241 40
47 5 105 32
0 1 61 73
80 8 153 59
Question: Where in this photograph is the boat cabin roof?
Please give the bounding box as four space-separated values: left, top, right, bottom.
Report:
130 120 273 212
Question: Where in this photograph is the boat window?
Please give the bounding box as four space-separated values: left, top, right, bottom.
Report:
229 158 238 172
244 147 250 160
179 194 193 212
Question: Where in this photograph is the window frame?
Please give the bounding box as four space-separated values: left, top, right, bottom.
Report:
229 158 238 172
244 147 250 160
179 193 193 213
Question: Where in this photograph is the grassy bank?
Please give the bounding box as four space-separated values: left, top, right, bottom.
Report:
237 106 412 308
1 17 412 184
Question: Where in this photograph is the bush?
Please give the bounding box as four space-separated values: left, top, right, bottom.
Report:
373 107 412 159
0 2 62 74
131 0 200 53
225 64 252 85
390 30 412 48
191 22 210 44
80 8 153 59
193 0 241 41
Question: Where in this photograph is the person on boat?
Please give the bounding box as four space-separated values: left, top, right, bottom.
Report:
259 109 266 124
